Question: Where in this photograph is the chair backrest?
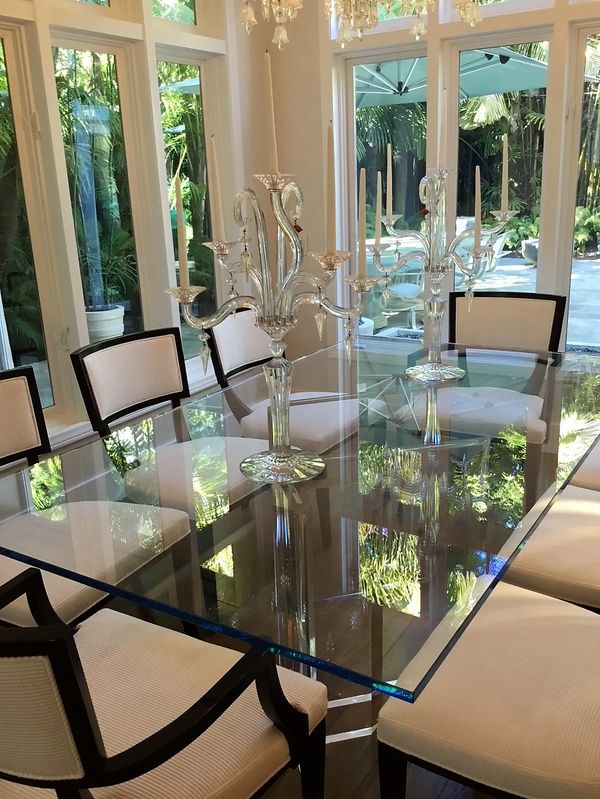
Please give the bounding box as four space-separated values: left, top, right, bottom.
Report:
207 310 273 388
448 291 566 353
0 367 51 467
71 328 190 436
0 573 105 790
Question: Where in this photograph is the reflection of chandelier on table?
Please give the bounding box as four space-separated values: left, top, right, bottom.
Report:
240 0 482 47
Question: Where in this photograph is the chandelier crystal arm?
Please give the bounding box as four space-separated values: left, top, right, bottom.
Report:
234 187 274 315
276 181 303 290
271 187 304 318
292 291 362 319
181 295 262 331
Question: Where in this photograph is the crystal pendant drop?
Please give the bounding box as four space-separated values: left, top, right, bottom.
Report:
240 251 251 280
344 332 353 364
382 283 391 305
198 331 211 373
410 15 427 40
465 283 475 310
315 309 327 341
344 317 354 364
240 2 257 30
272 24 289 48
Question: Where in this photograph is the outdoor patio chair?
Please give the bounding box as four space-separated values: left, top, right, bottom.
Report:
378 581 600 799
0 365 190 627
0 567 327 799
71 327 269 513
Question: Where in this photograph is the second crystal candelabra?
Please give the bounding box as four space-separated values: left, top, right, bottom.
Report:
168 172 376 484
370 169 516 383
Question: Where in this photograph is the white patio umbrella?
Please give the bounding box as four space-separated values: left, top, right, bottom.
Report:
355 47 551 108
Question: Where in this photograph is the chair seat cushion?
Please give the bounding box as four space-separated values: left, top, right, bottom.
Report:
378 582 600 799
0 609 327 799
506 484 600 607
240 392 361 453
124 436 269 512
571 438 600 491
394 385 546 443
0 501 189 625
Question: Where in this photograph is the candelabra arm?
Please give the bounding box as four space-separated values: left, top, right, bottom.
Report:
181 295 261 331
292 291 363 321
288 271 324 291
271 183 304 317
234 187 274 315
276 182 303 288
388 228 429 252
385 249 428 278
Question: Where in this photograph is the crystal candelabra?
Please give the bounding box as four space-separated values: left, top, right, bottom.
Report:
168 172 376 484
369 168 516 383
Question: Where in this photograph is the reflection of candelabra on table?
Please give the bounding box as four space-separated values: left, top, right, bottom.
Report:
168 172 376 484
369 168 516 383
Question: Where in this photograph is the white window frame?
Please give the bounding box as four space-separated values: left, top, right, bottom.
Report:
0 0 230 445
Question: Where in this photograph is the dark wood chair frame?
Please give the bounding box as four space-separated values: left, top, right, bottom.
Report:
0 568 326 799
70 328 190 438
0 366 51 467
379 742 532 799
448 291 567 356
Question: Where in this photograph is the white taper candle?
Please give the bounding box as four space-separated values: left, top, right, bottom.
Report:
208 134 226 242
375 171 382 249
264 51 279 174
175 175 189 289
501 133 509 213
474 166 481 251
326 121 336 254
358 167 367 278
386 143 393 218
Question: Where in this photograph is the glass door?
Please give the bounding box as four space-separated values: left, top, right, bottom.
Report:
352 54 427 339
566 34 600 352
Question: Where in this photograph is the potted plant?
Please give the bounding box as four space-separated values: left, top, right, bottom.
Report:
80 227 138 343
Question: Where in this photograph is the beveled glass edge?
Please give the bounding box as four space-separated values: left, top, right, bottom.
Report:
0 543 415 702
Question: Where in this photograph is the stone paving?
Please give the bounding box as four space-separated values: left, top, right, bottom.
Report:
380 254 600 349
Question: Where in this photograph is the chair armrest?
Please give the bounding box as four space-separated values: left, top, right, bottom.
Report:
0 567 65 628
101 647 308 785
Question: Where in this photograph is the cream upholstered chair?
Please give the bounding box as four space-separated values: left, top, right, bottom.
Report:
0 568 327 799
70 327 270 511
0 367 50 466
570 435 600 491
207 310 367 455
506 483 600 609
0 365 190 627
70 328 190 437
448 291 565 353
395 293 566 465
378 581 600 799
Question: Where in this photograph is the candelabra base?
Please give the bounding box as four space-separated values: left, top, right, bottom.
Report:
240 447 326 484
405 362 465 383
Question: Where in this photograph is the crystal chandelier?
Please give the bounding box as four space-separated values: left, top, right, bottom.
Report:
240 0 481 47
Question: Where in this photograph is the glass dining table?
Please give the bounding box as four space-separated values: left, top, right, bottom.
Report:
1 337 599 709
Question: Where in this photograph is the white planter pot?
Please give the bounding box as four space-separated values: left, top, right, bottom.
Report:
85 305 125 344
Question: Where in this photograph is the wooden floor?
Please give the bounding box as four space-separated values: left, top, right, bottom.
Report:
264 732 496 799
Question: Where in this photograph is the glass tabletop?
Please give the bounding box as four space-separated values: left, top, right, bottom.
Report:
1 338 599 702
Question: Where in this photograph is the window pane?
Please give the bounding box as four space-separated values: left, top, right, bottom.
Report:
0 41 53 406
566 35 600 351
54 48 142 342
378 1 420 19
153 0 196 24
354 56 427 337
457 43 548 294
158 62 214 360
